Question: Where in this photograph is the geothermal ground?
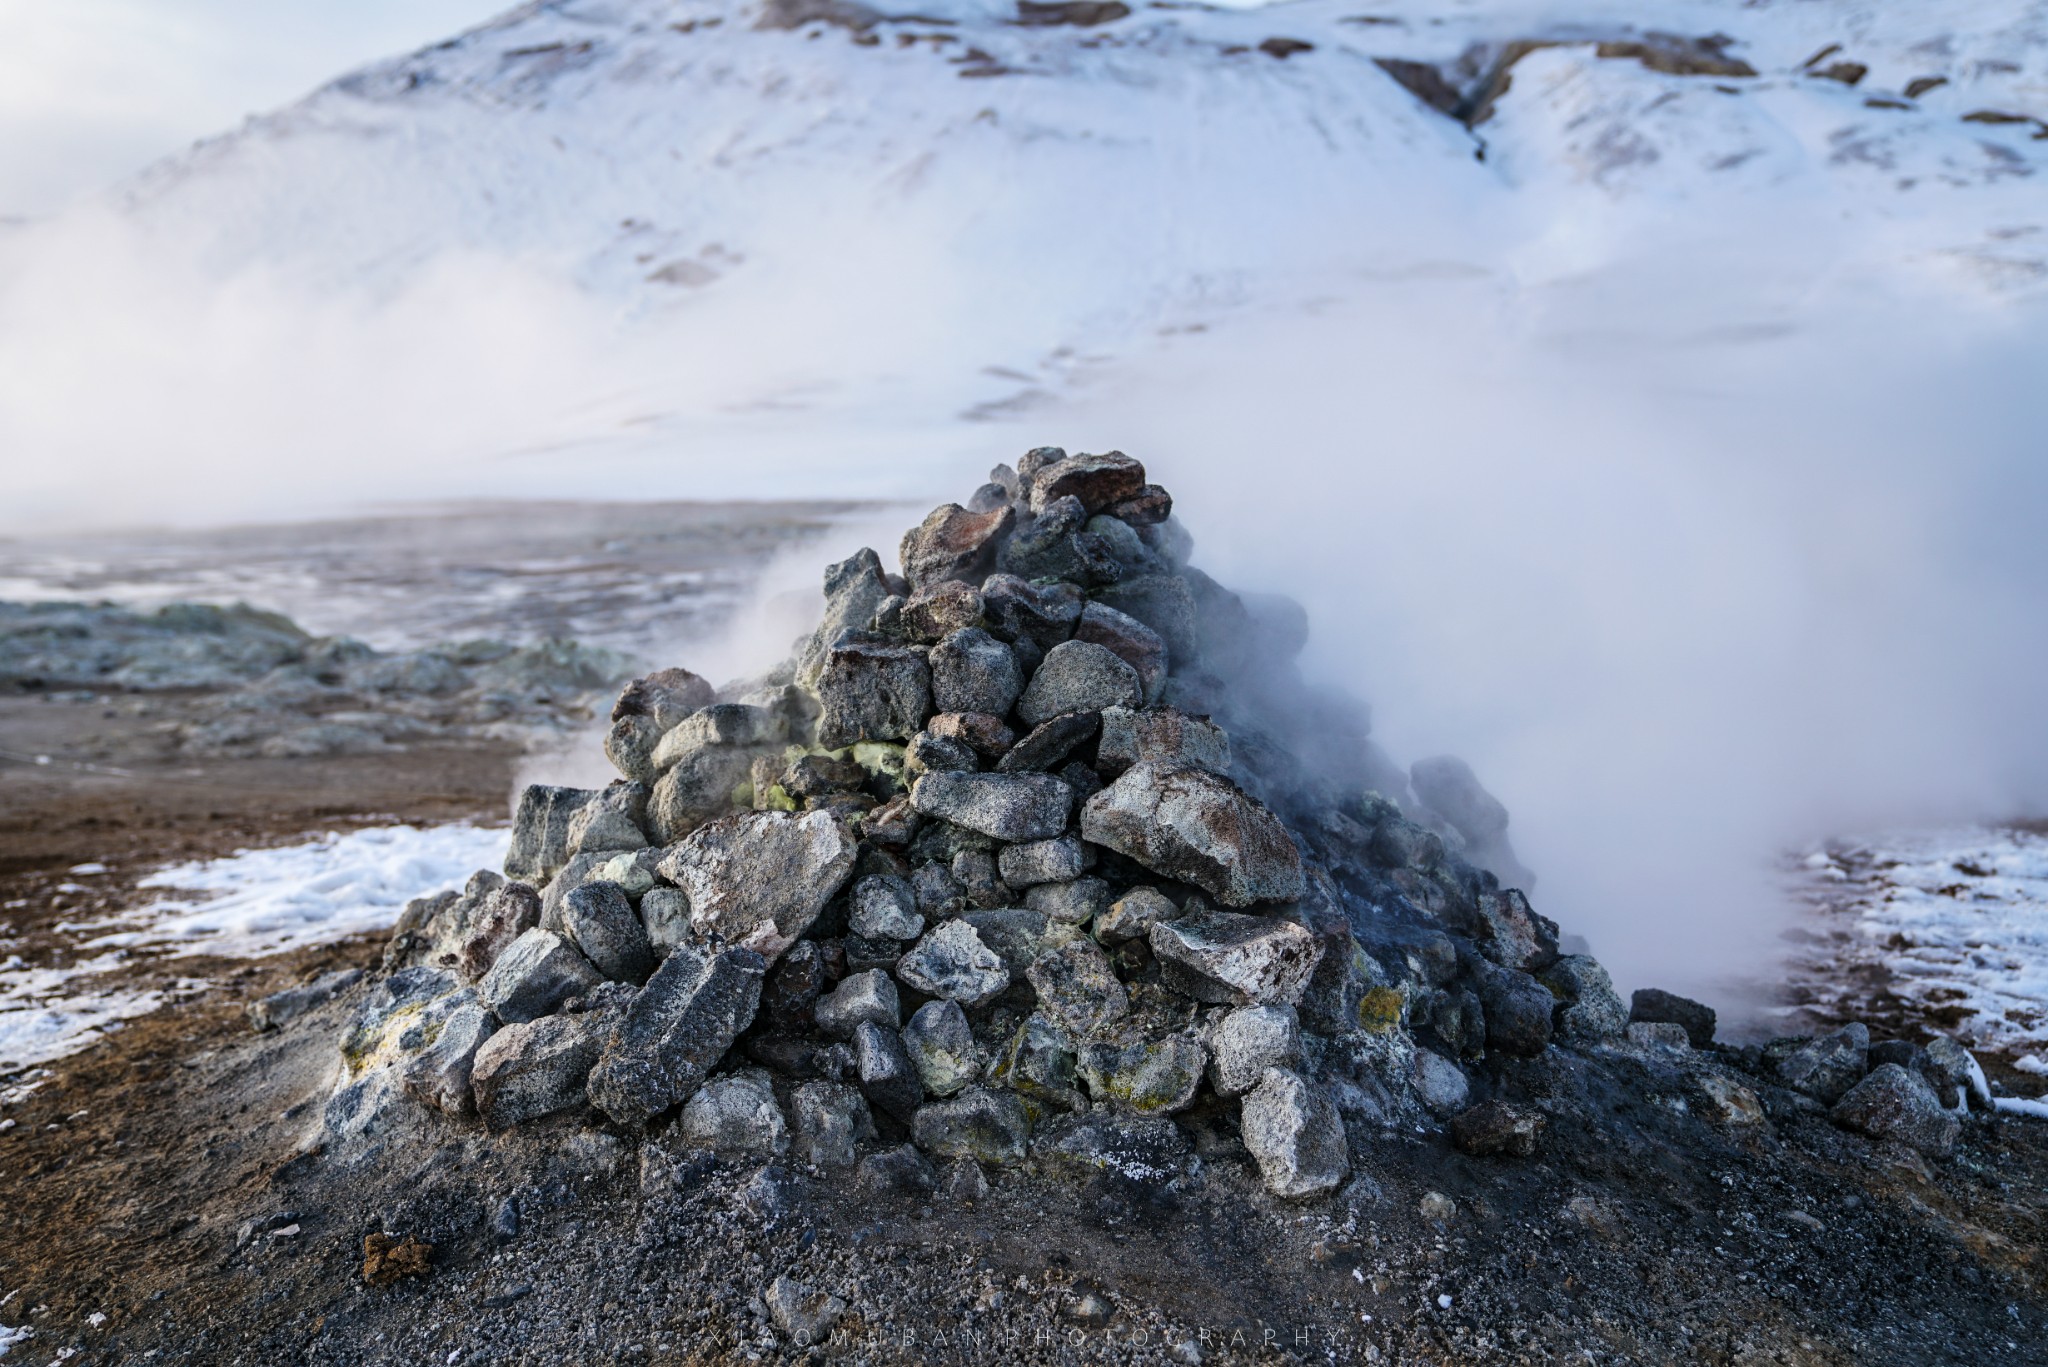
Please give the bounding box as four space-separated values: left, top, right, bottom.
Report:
0 498 2044 1366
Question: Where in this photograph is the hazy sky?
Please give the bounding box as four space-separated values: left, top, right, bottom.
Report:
0 0 513 217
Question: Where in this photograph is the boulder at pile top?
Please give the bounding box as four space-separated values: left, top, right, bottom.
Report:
347 445 1989 1206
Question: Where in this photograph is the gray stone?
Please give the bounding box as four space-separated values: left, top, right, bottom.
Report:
817 640 932 749
471 1011 607 1129
961 907 1056 977
611 666 715 731
652 702 789 766
1081 761 1304 907
912 1087 1031 1166
1773 1023 1870 1105
852 1021 924 1124
1034 1108 1192 1185
1026 937 1129 1038
1472 961 1555 1058
585 945 767 1126
849 873 923 941
564 782 650 859
639 886 691 958
856 1143 936 1197
504 784 596 883
1093 887 1179 944
657 810 857 963
994 1014 1084 1111
895 919 1010 1008
1028 450 1147 514
678 1069 789 1155
981 573 1083 648
1539 955 1627 1043
1023 876 1112 926
646 742 761 844
458 882 543 984
1240 1067 1349 1199
927 711 1017 758
950 848 1007 909
905 729 978 776
399 997 495 1118
1629 988 1717 1048
998 835 1087 888
928 628 1023 718
898 579 986 643
1148 910 1323 1006
1017 640 1143 728
605 714 663 786
791 1080 876 1169
1095 706 1231 777
560 881 656 985
815 970 900 1039
999 494 1107 583
797 548 894 687
477 928 603 1024
246 968 362 1031
1078 1031 1206 1114
1451 1101 1545 1158
1074 601 1168 703
910 861 966 920
1411 1049 1471 1117
1091 574 1199 665
942 1158 990 1202
1445 887 1560 973
902 999 982 1097
908 770 1074 842
1832 1063 1961 1156
1626 1021 1691 1051
1206 1005 1302 1098
995 711 1102 774
765 1274 848 1348
1923 1036 1991 1112
898 503 1015 588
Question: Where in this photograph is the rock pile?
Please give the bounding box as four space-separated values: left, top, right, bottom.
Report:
323 450 1998 1202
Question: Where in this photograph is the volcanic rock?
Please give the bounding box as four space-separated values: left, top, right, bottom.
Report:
1017 640 1143 727
1022 876 1111 927
1094 706 1230 777
899 502 1015 588
1240 1067 1348 1199
995 711 1101 773
656 809 857 962
472 1012 608 1129
817 639 931 748
1148 910 1322 1006
852 1021 923 1124
1077 1031 1206 1114
1451 1101 1545 1158
814 969 900 1039
1082 761 1303 906
1026 938 1129 1038
478 928 603 1024
998 834 1087 887
678 1069 789 1156
848 873 923 941
560 881 656 985
791 1081 877 1169
1630 987 1717 1047
1093 886 1179 944
1831 1063 1960 1157
895 919 1010 1007
928 627 1023 717
902 999 983 1097
504 784 595 883
1773 1023 1870 1105
1206 1004 1302 1098
1540 955 1627 1043
1028 450 1147 513
585 945 767 1126
908 770 1073 841
912 1087 1031 1166
1074 602 1168 702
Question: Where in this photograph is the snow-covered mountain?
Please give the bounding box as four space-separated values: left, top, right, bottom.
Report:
0 0 2038 525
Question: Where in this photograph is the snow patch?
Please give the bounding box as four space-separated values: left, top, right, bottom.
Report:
106 823 511 958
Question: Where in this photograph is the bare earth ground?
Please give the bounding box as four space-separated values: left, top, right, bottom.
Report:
3 700 2046 1364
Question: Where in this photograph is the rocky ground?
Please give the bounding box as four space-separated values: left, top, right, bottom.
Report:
2 475 2046 1366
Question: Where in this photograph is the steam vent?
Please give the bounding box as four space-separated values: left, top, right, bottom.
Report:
332 449 1989 1221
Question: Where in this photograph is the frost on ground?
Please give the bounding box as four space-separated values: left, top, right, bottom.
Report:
1787 827 2048 1075
0 823 508 1071
111 823 510 958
